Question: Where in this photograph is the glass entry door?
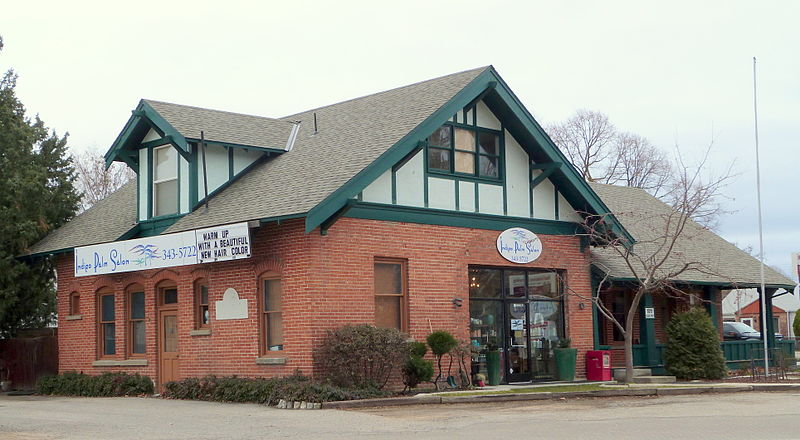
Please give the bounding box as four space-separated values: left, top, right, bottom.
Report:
469 267 565 384
506 302 530 382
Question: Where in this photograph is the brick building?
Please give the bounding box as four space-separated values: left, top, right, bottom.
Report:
27 66 796 386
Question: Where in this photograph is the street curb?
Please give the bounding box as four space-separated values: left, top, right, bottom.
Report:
321 384 800 409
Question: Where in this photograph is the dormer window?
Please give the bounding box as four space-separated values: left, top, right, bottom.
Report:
427 124 502 180
153 145 178 217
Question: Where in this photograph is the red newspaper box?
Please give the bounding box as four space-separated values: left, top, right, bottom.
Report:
586 350 612 381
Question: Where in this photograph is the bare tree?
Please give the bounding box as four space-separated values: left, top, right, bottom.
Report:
561 151 735 383
606 132 673 197
72 148 135 212
546 109 617 182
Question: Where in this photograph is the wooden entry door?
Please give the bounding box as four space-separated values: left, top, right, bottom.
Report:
158 309 179 386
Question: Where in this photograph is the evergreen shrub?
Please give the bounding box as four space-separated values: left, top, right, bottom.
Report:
36 372 153 396
161 374 388 404
664 307 726 380
402 341 434 390
426 331 458 389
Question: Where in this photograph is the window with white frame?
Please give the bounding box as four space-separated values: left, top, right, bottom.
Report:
153 145 178 217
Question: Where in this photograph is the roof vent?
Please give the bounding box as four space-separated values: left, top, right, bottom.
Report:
285 121 301 151
313 112 318 135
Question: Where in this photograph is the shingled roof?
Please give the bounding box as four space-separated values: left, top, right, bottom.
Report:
164 66 488 233
26 182 138 255
589 183 796 290
25 67 488 254
144 99 296 149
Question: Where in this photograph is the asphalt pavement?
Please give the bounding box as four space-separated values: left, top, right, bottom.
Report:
1 391 799 439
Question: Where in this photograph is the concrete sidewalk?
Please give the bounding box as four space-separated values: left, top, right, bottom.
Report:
322 382 800 409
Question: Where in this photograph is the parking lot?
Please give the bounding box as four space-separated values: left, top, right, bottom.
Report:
1 391 799 439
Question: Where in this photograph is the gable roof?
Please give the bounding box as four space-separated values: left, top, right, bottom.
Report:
164 67 491 233
590 183 797 290
144 99 296 149
26 66 632 255
739 299 785 315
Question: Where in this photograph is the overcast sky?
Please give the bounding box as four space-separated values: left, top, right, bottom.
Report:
2 0 798 280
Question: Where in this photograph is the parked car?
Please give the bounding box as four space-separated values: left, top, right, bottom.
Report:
723 322 783 340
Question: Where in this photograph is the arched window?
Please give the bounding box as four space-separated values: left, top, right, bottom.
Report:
259 273 283 354
127 284 146 356
194 279 209 329
69 292 80 316
97 288 116 357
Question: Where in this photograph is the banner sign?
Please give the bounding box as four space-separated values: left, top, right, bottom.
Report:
74 222 251 277
496 227 543 264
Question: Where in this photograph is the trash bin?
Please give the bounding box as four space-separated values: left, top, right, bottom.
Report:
585 350 612 381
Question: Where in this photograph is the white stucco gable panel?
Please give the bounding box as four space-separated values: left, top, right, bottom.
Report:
215 287 248 320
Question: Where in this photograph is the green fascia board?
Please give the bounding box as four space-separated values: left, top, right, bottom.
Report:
345 201 582 236
185 138 288 155
135 214 183 237
105 100 191 168
305 67 499 233
481 71 634 246
304 66 634 246
259 213 306 225
601 275 796 291
138 101 190 161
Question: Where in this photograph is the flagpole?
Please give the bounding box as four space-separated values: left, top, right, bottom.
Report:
753 56 769 376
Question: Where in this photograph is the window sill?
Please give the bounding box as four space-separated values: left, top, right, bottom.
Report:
92 359 148 367
65 315 82 321
255 356 287 365
189 329 212 336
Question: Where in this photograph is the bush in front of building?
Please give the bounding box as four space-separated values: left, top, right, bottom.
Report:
794 313 799 342
315 324 409 390
402 341 434 391
664 307 726 380
36 371 154 397
161 374 389 404
426 330 458 389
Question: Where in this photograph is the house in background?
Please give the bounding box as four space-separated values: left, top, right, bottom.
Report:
723 289 799 339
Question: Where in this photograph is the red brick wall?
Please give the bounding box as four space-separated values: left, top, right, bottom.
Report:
56 217 594 384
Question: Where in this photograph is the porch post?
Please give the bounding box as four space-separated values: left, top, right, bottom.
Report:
591 274 600 350
765 288 777 350
639 292 658 367
704 286 720 331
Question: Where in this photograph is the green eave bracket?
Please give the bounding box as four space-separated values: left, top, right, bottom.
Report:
530 162 562 188
104 100 190 169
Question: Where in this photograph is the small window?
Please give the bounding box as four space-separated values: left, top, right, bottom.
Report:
374 259 407 331
426 123 501 180
260 275 283 353
69 292 80 315
152 145 178 217
128 289 145 355
98 291 116 356
195 281 209 329
161 287 178 305
612 295 627 342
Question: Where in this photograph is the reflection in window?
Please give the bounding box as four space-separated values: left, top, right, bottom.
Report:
129 290 145 355
99 291 115 356
374 260 407 331
426 123 501 180
261 276 283 352
153 145 178 217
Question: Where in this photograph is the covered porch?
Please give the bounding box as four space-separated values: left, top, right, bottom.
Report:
593 283 797 375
